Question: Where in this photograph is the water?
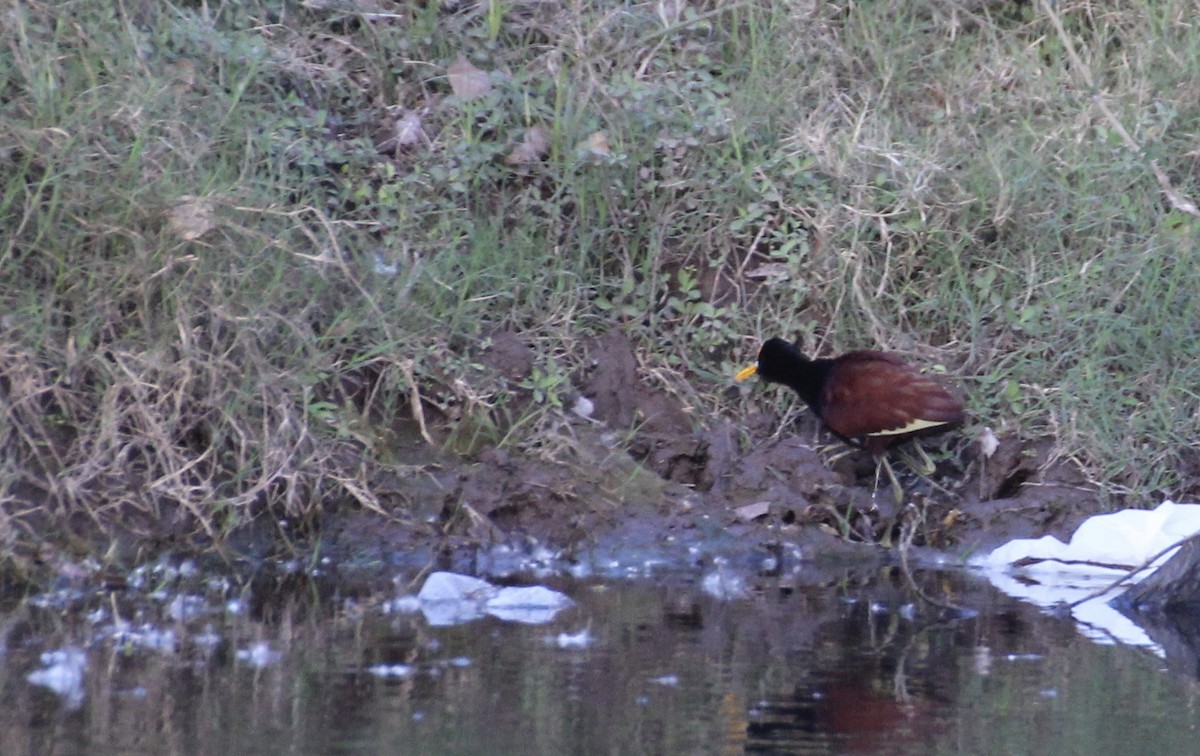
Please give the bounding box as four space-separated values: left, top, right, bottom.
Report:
3 564 1197 755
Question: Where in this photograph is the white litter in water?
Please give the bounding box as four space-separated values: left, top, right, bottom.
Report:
418 572 496 602
416 572 496 626
701 567 749 600
381 595 422 614
368 664 415 678
974 500 1200 654
477 542 563 580
550 629 593 649
236 642 281 668
28 647 87 710
567 561 592 580
485 585 575 625
415 571 573 627
650 675 680 686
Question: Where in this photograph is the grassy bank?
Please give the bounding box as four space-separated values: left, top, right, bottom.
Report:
3 0 1200 566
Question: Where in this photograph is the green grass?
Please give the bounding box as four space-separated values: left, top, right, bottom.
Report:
3 0 1200 562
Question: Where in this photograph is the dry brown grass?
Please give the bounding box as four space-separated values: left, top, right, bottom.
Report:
3 0 1200 573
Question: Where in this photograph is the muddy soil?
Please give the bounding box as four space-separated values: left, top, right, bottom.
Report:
320 331 1099 577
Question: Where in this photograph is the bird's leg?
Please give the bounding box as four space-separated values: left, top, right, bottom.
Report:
873 454 906 505
898 443 936 475
894 442 957 499
823 444 857 465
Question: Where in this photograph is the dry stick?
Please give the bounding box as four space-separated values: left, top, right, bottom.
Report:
1064 531 1200 610
1039 0 1200 219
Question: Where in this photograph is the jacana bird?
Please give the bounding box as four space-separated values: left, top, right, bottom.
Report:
735 337 965 501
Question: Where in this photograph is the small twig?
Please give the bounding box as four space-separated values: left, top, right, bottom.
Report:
1065 531 1200 609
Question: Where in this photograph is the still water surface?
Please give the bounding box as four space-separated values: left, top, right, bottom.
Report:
2 563 1196 755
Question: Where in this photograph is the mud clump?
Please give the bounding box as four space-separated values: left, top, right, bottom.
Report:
581 331 700 484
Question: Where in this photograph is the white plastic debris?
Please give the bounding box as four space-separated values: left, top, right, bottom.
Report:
367 664 415 678
571 395 595 419
485 585 575 625
415 571 573 627
979 427 1000 458
974 500 1200 653
701 566 750 600
417 572 496 602
550 629 593 649
236 641 281 668
416 572 497 626
381 595 422 614
975 500 1200 575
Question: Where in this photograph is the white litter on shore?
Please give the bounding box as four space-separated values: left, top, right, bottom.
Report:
973 500 1200 653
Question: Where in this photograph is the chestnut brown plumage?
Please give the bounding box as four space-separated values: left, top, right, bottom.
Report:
735 337 965 498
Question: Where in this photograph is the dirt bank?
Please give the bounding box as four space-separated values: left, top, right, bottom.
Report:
320 330 1098 577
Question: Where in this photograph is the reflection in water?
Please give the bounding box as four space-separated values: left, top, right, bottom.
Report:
746 646 952 753
1 564 1199 754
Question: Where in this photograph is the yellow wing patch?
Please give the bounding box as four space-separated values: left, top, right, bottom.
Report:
870 418 953 437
